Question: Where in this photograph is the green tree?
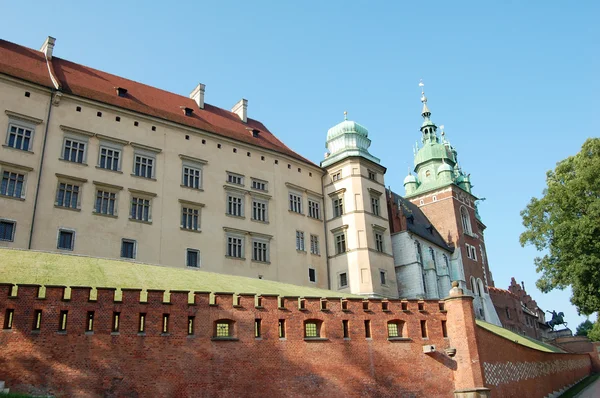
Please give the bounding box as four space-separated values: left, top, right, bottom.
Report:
576 319 593 337
520 138 600 318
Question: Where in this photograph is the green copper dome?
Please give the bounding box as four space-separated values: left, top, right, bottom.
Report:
414 143 455 167
326 120 369 141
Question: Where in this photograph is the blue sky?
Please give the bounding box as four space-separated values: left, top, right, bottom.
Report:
2 1 599 328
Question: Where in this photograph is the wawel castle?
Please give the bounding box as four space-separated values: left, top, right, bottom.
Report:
0 36 501 325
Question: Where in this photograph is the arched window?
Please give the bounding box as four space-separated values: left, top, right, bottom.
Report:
429 247 437 268
214 319 235 338
387 320 405 338
460 206 472 234
415 241 423 263
477 278 485 297
304 319 323 339
470 277 477 296
425 170 431 177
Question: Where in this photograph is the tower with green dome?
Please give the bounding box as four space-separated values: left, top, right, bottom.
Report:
321 112 397 298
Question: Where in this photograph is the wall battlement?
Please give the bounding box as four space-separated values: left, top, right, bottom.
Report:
1 283 448 340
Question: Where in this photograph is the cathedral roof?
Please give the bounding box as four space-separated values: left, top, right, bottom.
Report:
388 189 453 252
0 39 315 166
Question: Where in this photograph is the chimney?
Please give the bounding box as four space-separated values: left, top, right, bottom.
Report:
231 98 248 123
40 36 56 59
189 83 206 109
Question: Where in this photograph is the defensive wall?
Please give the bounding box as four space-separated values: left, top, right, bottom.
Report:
0 282 594 397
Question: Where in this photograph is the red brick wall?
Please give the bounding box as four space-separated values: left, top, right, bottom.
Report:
0 284 455 397
488 287 540 339
476 326 591 397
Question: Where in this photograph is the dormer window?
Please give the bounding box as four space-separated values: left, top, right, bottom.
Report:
115 87 128 97
182 107 194 116
251 129 260 138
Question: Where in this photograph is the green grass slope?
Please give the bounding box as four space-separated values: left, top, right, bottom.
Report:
476 319 564 353
0 248 358 298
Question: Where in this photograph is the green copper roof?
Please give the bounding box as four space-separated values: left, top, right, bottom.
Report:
414 142 456 167
326 120 369 141
322 117 380 168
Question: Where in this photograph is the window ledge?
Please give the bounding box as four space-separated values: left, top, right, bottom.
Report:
85 331 94 336
251 260 271 265
54 205 81 212
180 227 202 233
307 216 323 222
304 337 328 342
288 210 305 216
180 184 204 191
95 166 123 174
388 337 412 342
250 219 269 224
0 194 25 202
137 332 146 336
2 145 34 154
31 330 41 334
225 255 246 261
111 332 120 336
59 158 88 166
130 174 157 181
129 218 152 225
225 214 245 220
310 253 321 257
160 333 170 337
296 249 307 254
57 331 67 335
211 337 239 341
92 212 118 219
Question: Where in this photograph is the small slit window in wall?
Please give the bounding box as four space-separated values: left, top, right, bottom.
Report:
32 310 42 331
368 170 377 181
342 320 349 338
3 309 14 329
162 314 170 334
58 310 68 332
420 320 428 338
138 313 146 333
279 319 286 338
112 312 120 333
255 319 262 338
188 316 195 335
364 320 371 338
86 311 94 332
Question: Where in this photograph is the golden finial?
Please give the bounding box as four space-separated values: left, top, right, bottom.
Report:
344 111 348 121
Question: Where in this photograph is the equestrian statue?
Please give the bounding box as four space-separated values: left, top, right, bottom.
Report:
546 310 568 330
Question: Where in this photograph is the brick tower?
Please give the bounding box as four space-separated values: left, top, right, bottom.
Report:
402 82 499 323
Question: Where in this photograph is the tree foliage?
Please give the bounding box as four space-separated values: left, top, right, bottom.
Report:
520 138 600 316
575 319 593 337
588 321 600 342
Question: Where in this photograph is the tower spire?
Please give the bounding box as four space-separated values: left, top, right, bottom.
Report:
419 79 431 119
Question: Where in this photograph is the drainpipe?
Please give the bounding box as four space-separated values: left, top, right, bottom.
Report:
321 172 331 290
28 91 55 249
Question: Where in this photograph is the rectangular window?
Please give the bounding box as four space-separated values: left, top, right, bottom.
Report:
57 230 74 250
332 197 344 217
121 239 136 259
252 240 269 262
59 310 68 332
364 320 371 338
134 154 154 178
251 179 267 191
380 270 387 285
279 319 286 338
375 232 384 252
332 172 341 181
227 172 244 185
339 272 348 288
162 314 169 334
227 235 244 258
3 309 14 329
138 313 146 333
182 166 202 189
255 319 262 338
95 190 117 215
6 123 33 151
216 322 230 337
308 199 320 219
56 182 80 209
181 206 200 230
252 199 267 222
187 249 200 267
130 196 151 221
112 312 120 332
63 138 86 163
86 311 94 332
471 246 478 261
305 322 318 338
0 220 15 242
33 310 42 331
296 231 305 251
368 170 376 181
371 196 380 216
289 192 302 213
388 323 399 338
98 146 121 171
343 320 349 338
1 171 25 198
227 194 243 217
308 267 316 283
335 232 346 254
421 320 428 338
188 316 195 335
310 234 320 255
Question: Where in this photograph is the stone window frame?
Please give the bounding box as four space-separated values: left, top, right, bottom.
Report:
225 231 245 259
288 190 303 214
131 144 161 180
4 111 41 152
60 127 93 165
56 227 76 251
226 171 245 186
54 174 87 211
338 271 349 289
308 267 317 283
379 269 388 286
251 196 269 223
250 177 268 192
460 205 472 235
97 135 127 172
180 154 207 191
179 199 205 232
186 248 201 268
0 161 32 200
310 234 320 255
251 236 270 263
296 230 305 252
128 188 156 223
120 238 137 259
0 218 17 242
92 181 123 217
307 197 321 220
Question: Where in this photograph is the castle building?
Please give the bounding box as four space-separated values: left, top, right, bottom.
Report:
0 36 501 318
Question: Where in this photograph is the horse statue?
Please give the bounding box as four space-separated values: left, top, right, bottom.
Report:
546 310 568 330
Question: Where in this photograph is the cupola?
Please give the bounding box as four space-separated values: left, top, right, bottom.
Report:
321 112 380 168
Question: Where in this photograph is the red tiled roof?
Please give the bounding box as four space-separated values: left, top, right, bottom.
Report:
0 39 315 166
